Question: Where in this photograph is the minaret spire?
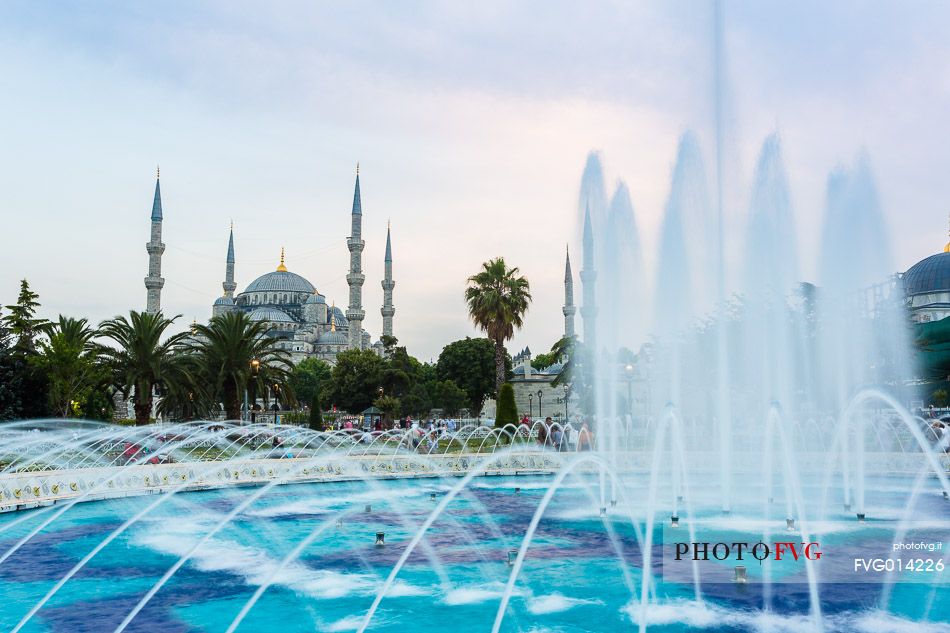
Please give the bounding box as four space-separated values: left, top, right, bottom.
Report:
944 211 950 253
276 247 287 272
144 169 165 314
580 203 597 349
381 223 395 338
223 223 236 298
562 243 576 340
346 165 366 349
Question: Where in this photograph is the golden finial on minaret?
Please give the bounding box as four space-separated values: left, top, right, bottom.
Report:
356 162 360 176
330 301 337 331
156 165 160 180
944 212 950 253
277 247 288 272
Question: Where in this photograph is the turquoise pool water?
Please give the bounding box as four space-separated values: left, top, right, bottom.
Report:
0 475 947 632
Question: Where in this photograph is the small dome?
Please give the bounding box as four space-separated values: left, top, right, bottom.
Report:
248 307 295 323
331 305 348 327
319 329 348 345
305 292 326 305
543 362 564 375
244 270 315 294
214 296 234 306
903 252 950 296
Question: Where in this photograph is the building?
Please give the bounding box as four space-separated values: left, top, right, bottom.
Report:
902 235 950 324
143 166 395 365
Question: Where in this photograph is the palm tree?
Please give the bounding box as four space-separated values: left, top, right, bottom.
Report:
465 257 531 393
31 316 104 417
190 311 294 420
98 311 192 425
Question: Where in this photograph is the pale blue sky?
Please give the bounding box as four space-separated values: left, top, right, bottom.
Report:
1 1 948 360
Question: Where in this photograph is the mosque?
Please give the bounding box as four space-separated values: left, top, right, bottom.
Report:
141 166 395 364
901 228 950 324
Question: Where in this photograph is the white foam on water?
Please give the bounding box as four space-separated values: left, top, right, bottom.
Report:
623 599 734 628
848 610 950 633
527 593 601 615
134 520 426 600
442 582 524 606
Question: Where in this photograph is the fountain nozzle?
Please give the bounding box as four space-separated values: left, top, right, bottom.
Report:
721 509 731 516
507 549 518 566
943 491 948 500
786 518 795 531
734 565 748 583
843 502 851 511
365 504 372 513
676 496 683 503
375 532 385 546
430 492 437 501
610 499 617 508
599 507 607 517
857 513 866 522
514 487 521 494
670 515 679 528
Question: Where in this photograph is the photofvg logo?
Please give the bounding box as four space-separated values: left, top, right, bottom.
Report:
661 522 949 585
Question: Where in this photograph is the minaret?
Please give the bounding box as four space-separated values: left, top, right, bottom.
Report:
580 204 597 349
346 164 366 349
562 244 576 339
144 167 165 314
223 222 236 298
381 222 395 338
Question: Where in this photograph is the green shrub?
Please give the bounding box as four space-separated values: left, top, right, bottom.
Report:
495 383 517 428
308 404 324 431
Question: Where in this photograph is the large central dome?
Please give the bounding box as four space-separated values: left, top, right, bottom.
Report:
244 270 315 294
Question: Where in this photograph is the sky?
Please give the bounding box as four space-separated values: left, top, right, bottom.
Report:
1 1 949 361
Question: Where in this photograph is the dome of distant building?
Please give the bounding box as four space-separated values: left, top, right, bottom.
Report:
305 292 326 305
903 252 950 296
248 307 295 323
319 329 348 345
903 248 950 324
244 270 315 294
213 296 234 306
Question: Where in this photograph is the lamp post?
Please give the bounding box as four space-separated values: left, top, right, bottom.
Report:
537 389 543 418
624 363 634 416
528 393 533 419
249 359 260 423
272 383 281 424
563 384 569 423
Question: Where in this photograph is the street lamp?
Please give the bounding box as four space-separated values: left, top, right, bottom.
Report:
249 359 261 423
528 393 533 419
272 383 281 423
537 389 543 418
562 384 569 423
624 363 634 416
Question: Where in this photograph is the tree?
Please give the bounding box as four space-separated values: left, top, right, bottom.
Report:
308 400 324 431
401 382 432 417
31 316 108 418
465 258 531 394
433 380 468 417
190 312 294 420
550 335 593 416
495 383 517 428
532 350 559 371
325 349 385 413
374 394 401 422
437 337 510 417
97 311 192 425
933 388 949 407
3 279 49 353
291 357 332 408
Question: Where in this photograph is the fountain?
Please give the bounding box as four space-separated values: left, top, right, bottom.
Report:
1 7 948 633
